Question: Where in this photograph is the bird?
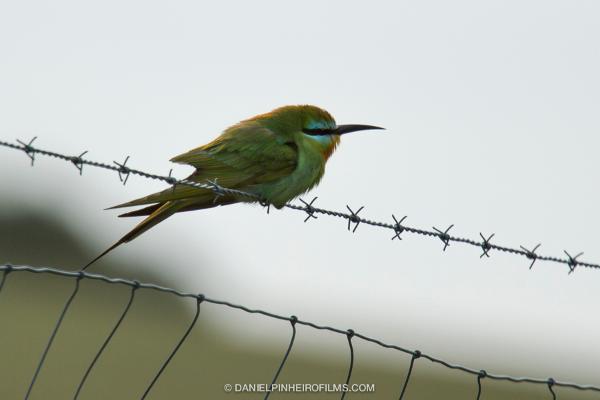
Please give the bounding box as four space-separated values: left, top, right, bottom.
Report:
82 105 383 270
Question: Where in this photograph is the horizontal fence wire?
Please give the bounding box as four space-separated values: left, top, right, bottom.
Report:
0 263 599 399
1 138 599 398
0 137 598 274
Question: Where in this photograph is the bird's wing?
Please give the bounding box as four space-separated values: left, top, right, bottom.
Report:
171 124 298 186
110 125 297 209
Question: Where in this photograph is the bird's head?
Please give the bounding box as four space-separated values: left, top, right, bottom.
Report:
250 105 384 158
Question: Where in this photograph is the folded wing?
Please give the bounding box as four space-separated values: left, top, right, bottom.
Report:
110 124 298 210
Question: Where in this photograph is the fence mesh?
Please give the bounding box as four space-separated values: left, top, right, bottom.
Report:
1 138 599 399
1 264 599 399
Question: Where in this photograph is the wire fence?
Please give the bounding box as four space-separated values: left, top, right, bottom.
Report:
1 263 599 400
1 137 599 399
1 137 598 274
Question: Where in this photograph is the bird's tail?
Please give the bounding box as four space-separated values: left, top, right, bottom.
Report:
81 199 193 271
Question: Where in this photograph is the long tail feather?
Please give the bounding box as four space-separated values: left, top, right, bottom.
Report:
119 201 186 243
81 241 123 271
118 204 163 217
84 191 234 271
106 184 212 210
82 200 189 270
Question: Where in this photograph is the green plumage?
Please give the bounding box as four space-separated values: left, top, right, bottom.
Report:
83 105 382 269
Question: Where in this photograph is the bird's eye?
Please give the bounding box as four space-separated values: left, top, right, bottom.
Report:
303 127 334 136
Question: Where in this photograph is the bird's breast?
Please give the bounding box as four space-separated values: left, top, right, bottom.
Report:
257 135 333 207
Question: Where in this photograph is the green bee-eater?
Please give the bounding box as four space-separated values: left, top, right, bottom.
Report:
84 105 383 269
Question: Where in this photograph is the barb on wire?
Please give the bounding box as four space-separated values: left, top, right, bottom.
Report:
263 202 271 214
391 215 407 241
73 282 139 400
16 136 37 165
1 139 599 273
165 169 177 186
114 156 131 185
265 316 298 400
345 206 364 233
141 295 203 399
398 350 421 400
479 233 495 258
69 151 88 175
340 329 355 400
205 178 225 203
520 244 541 269
564 251 583 275
2 264 600 396
433 224 454 251
299 197 319 222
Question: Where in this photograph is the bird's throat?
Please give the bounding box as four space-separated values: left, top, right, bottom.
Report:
304 133 340 161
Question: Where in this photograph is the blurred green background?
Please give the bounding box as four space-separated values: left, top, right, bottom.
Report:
0 206 596 399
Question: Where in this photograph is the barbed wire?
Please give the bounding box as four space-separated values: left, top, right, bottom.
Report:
1 137 598 274
1 263 598 399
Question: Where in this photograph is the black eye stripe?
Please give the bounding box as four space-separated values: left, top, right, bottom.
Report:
302 128 334 136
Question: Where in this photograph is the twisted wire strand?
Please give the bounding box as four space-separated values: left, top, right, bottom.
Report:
2 264 598 395
1 138 598 273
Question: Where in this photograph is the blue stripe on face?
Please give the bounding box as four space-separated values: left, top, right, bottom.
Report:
303 119 336 145
305 119 336 131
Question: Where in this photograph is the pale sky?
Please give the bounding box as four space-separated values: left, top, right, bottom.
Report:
1 0 599 386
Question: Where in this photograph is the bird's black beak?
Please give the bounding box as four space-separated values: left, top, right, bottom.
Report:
333 124 385 135
302 124 384 136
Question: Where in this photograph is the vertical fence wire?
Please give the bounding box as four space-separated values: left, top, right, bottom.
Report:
264 316 298 400
476 370 486 400
140 295 203 400
25 274 83 400
548 378 557 400
340 329 355 400
0 267 10 296
73 283 139 399
398 350 421 400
